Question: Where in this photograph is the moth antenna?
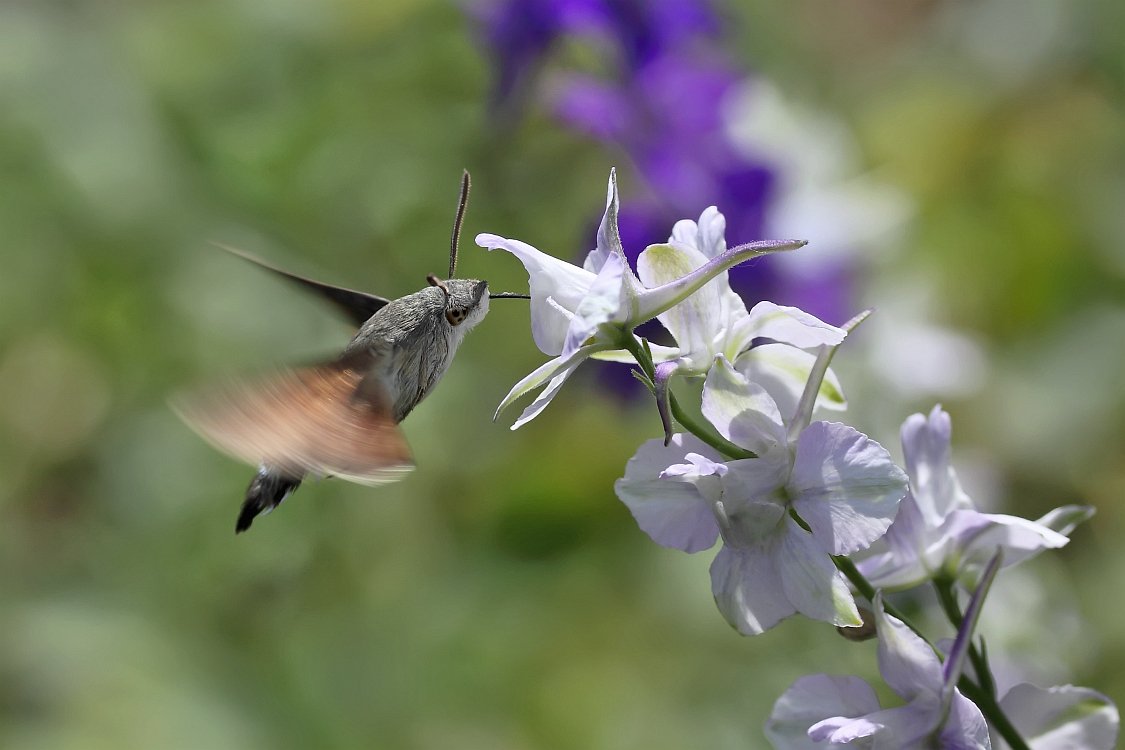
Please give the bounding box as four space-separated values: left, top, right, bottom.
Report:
449 170 470 279
427 273 451 301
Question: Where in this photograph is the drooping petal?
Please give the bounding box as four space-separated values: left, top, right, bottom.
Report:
807 714 884 744
710 543 796 635
789 421 908 556
901 405 974 525
874 595 943 703
476 232 596 355
700 356 785 454
766 674 881 750
494 343 608 427
635 238 806 323
727 300 845 356
509 357 584 430
775 518 861 627
615 434 722 553
590 342 680 364
735 344 846 423
999 683 1119 750
583 167 624 273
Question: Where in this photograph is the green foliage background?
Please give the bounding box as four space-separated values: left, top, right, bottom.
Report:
1 1 1122 748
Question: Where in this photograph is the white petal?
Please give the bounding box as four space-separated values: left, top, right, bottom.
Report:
1035 504 1094 536
901 405 974 525
735 344 846 423
636 241 728 365
1000 683 1119 750
874 597 944 703
700 356 786 453
710 544 795 635
583 168 622 273
789 422 909 555
766 675 882 750
776 519 861 627
614 435 722 553
670 206 728 260
729 301 846 354
494 344 605 428
562 250 630 357
509 358 583 430
476 232 595 355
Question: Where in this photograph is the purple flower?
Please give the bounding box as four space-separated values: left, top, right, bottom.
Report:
997 683 1118 749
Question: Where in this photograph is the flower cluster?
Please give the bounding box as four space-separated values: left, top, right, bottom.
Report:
479 171 1118 749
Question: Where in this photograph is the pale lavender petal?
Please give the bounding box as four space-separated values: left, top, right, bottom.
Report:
874 595 943 703
776 518 861 627
700 356 785 454
731 301 846 352
789 422 908 556
856 494 935 589
710 543 795 635
476 232 595 355
584 168 624 273
901 405 974 525
1000 683 1119 750
938 692 992 750
766 675 881 750
615 434 721 553
735 344 847 424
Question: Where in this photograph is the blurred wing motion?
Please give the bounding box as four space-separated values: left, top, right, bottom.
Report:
173 359 413 486
215 243 391 327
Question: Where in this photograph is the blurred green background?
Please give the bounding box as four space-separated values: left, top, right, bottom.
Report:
1 1 1123 748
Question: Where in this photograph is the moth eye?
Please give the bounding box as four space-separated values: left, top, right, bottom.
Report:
445 308 465 326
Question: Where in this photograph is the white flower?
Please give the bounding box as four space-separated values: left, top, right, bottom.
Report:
615 332 907 634
857 406 1092 590
631 207 848 441
476 169 805 429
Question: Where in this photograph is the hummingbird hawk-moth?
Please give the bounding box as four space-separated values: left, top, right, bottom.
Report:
174 172 526 533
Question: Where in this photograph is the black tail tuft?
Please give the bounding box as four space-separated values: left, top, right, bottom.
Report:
236 467 302 534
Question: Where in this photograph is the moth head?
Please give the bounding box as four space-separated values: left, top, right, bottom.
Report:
427 275 489 329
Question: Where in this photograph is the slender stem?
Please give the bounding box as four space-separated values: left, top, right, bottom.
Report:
617 334 754 459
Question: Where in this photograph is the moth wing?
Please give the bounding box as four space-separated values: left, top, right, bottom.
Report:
173 359 413 486
215 243 391 327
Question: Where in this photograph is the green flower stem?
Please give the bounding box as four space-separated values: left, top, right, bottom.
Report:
617 334 754 460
